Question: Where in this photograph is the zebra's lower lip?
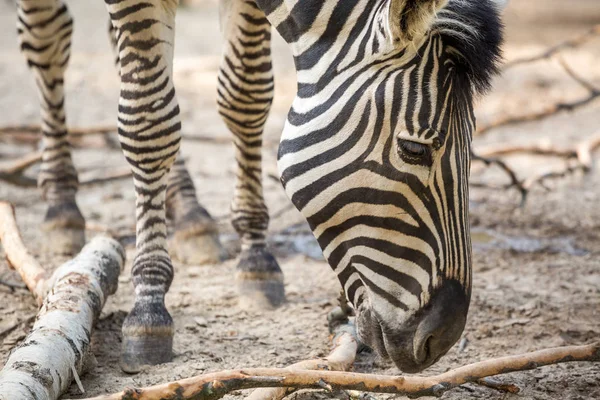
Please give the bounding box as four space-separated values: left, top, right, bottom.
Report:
356 308 422 372
355 306 389 359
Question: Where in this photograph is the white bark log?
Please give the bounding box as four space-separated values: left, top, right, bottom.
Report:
0 236 125 400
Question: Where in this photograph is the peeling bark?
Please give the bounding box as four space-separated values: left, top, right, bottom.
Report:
0 236 125 400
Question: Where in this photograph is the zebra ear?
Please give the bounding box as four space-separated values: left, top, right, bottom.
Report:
387 0 448 47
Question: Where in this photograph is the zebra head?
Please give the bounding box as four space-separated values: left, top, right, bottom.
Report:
270 0 503 371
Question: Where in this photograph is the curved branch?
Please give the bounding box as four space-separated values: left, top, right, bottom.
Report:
0 202 48 304
79 343 599 400
503 24 600 69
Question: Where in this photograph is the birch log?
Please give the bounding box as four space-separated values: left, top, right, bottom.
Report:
0 236 125 400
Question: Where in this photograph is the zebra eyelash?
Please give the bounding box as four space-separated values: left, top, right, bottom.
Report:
396 139 433 166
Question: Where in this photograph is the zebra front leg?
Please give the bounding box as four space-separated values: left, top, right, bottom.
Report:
108 19 223 265
104 0 181 372
17 0 85 255
218 0 284 309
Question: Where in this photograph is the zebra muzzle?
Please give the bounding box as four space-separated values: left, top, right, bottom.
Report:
356 280 469 373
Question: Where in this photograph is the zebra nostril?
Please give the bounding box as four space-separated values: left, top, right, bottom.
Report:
415 334 434 364
412 280 469 368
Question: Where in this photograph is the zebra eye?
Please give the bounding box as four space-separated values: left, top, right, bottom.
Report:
397 139 432 165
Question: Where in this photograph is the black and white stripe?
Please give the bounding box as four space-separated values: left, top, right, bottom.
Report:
15 0 503 372
258 0 503 370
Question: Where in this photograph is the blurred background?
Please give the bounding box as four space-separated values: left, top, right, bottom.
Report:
0 1 599 399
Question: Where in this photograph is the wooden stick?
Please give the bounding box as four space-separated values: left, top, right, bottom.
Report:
476 144 577 159
472 131 600 204
79 167 132 186
79 342 599 400
0 167 132 188
471 151 528 206
247 322 359 400
0 202 48 305
476 91 600 136
0 125 248 146
0 151 42 175
480 33 600 137
503 24 600 70
0 124 116 136
0 236 125 400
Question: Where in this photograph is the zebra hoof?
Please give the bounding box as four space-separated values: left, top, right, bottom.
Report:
120 303 174 373
169 223 224 265
236 247 285 310
42 201 86 256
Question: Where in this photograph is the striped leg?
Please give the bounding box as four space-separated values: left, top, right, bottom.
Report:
17 0 85 255
108 19 223 265
104 0 181 372
218 0 284 309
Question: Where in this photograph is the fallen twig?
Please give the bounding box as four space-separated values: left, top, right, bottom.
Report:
248 304 359 400
0 166 132 188
80 167 132 186
0 124 248 146
472 131 600 204
479 29 600 137
0 151 42 175
471 151 528 206
0 202 48 305
503 24 600 70
0 201 125 400
477 91 600 136
0 124 116 137
476 377 520 394
0 278 27 292
79 342 599 400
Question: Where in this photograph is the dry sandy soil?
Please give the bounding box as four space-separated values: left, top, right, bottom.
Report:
1 1 599 399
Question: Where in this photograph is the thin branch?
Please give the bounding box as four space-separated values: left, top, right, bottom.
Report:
476 377 520 394
472 131 600 203
80 167 131 186
248 308 359 400
0 166 132 188
503 24 600 70
479 27 600 137
0 278 27 292
0 201 48 305
557 56 600 94
79 342 599 400
0 125 253 146
471 151 528 206
0 124 115 137
476 92 600 136
476 144 576 159
523 162 588 192
0 151 42 175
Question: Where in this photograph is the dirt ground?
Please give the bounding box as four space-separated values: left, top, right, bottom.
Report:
1 1 599 399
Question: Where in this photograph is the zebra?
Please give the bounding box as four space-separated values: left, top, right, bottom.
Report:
14 0 504 373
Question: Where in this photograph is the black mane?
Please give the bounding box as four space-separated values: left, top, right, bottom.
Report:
432 0 504 95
